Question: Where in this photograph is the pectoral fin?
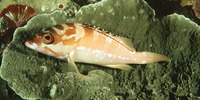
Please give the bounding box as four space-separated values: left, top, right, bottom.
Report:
67 53 85 78
102 64 133 70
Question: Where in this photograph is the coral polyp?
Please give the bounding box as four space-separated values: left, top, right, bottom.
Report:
0 4 37 28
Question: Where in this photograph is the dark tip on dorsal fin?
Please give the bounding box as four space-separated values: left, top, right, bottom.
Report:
81 23 136 52
81 23 113 36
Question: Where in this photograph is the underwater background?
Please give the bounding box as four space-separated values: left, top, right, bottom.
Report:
0 0 200 99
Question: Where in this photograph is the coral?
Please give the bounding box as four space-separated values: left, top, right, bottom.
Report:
0 78 10 100
180 0 200 19
0 0 72 14
64 2 80 17
192 0 200 19
0 4 37 61
0 4 37 28
0 0 200 99
0 17 8 34
73 0 102 6
180 0 194 6
14 0 71 14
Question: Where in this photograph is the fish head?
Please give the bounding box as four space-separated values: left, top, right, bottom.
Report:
25 30 61 57
25 24 82 60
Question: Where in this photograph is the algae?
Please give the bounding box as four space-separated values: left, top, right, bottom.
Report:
0 0 200 99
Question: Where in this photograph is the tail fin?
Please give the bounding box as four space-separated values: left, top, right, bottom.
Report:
132 52 170 64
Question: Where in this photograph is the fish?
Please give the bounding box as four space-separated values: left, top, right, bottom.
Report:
25 23 170 78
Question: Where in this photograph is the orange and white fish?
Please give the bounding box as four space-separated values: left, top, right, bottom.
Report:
25 23 170 77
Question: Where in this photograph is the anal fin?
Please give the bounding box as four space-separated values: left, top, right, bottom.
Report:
102 64 133 70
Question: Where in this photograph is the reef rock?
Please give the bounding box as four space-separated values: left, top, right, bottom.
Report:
0 0 200 99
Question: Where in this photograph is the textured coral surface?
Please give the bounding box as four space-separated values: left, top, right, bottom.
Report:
0 0 71 14
0 0 200 99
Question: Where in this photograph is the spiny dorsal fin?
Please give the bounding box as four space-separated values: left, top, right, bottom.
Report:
81 24 136 52
113 37 136 51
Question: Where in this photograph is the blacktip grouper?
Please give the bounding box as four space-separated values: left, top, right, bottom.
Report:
25 23 170 78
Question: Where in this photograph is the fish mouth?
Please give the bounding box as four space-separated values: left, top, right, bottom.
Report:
25 41 50 55
25 40 58 58
25 41 38 50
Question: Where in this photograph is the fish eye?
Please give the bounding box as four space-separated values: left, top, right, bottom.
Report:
41 33 54 44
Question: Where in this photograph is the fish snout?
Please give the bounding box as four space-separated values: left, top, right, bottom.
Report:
25 40 38 50
25 41 56 57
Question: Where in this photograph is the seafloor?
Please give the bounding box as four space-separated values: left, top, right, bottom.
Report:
0 0 200 100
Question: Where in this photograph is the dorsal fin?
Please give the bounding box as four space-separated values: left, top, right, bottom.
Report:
113 36 136 51
80 24 136 52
